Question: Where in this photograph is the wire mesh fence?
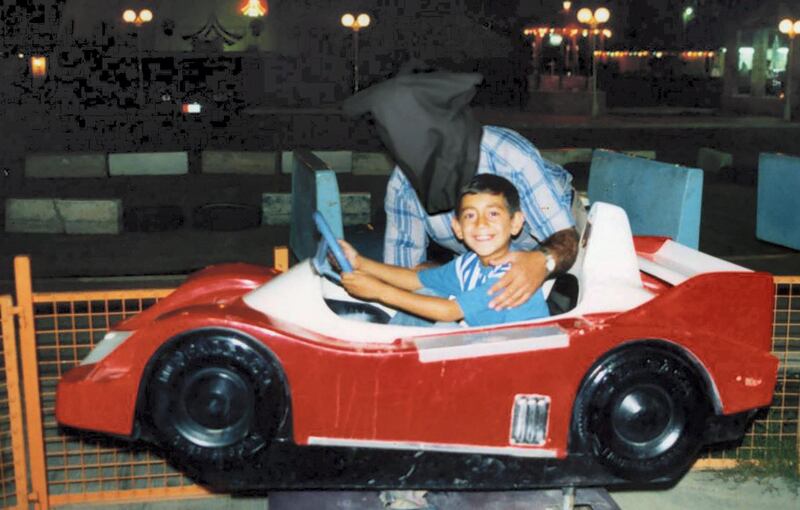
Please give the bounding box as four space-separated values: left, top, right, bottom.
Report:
28 290 208 506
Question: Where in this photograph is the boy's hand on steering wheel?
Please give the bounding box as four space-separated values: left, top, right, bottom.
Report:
341 271 384 301
337 240 361 271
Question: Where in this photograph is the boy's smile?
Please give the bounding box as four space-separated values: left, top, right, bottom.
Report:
451 192 525 264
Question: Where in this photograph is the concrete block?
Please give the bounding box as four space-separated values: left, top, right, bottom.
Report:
5 198 122 234
25 153 107 178
5 199 62 233
588 149 703 248
697 147 733 174
282 151 352 174
58 199 122 234
542 148 656 167
262 193 293 226
263 193 370 227
756 152 800 250
341 192 371 225
539 147 656 166
201 150 278 174
540 148 593 166
108 152 188 176
623 150 657 160
353 152 395 176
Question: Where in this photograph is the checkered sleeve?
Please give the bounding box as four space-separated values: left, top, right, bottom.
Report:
485 127 575 241
383 168 429 267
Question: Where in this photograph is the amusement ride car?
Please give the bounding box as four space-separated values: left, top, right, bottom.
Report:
56 202 778 490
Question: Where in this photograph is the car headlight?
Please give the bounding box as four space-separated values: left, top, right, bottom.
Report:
81 331 133 365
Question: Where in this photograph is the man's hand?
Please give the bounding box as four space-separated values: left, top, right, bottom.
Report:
486 228 579 310
486 251 547 310
341 271 386 301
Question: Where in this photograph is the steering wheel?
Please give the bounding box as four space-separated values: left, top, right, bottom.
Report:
312 211 352 282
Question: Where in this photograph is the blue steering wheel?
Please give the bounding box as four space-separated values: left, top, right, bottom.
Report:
312 212 352 281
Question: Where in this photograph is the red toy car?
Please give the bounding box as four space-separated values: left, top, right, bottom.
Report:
56 203 778 490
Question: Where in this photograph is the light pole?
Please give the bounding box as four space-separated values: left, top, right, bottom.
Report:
341 13 371 93
123 8 153 106
778 18 800 121
577 6 610 117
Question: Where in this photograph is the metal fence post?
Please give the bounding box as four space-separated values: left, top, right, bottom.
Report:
13 256 49 510
0 295 30 510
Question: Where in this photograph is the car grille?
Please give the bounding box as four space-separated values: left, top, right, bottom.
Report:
511 394 550 445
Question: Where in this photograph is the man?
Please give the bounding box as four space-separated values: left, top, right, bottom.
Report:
343 67 582 311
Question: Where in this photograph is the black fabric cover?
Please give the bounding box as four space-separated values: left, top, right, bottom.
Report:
343 67 484 215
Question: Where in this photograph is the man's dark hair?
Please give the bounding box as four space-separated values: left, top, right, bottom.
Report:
457 174 521 214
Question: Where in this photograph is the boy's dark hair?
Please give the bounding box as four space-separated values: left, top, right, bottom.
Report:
457 174 521 214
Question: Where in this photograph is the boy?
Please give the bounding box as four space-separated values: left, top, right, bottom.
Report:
339 174 550 326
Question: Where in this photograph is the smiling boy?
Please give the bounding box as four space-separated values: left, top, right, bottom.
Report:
339 174 550 326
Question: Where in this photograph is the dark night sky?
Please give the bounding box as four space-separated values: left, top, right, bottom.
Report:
1 0 791 55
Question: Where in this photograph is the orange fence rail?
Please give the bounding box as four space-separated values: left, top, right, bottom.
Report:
0 295 29 510
0 256 797 508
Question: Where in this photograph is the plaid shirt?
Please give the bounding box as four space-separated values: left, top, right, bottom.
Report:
384 125 575 267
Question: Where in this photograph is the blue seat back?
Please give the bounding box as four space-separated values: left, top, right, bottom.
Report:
290 149 344 261
756 152 800 250
587 149 703 248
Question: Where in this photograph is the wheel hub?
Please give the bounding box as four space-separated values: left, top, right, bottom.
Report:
175 367 254 448
610 384 685 459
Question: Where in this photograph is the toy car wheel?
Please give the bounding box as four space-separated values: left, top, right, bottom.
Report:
145 331 286 467
573 344 709 481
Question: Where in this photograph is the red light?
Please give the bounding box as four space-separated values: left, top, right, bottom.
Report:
181 103 202 114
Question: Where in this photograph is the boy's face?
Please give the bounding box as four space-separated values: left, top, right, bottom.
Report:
451 192 524 261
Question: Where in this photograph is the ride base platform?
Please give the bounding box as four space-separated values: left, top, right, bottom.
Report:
269 487 620 509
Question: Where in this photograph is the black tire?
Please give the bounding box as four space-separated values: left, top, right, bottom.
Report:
572 344 709 482
145 330 286 468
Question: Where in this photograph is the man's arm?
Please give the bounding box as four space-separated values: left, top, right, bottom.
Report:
341 273 464 322
539 227 580 274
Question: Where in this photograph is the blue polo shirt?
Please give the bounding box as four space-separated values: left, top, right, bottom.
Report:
418 252 550 327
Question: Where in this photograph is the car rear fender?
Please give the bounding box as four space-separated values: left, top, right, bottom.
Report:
614 271 774 355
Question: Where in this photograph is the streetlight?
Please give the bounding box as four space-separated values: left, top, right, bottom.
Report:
341 13 371 93
123 8 153 106
577 6 610 117
778 18 800 121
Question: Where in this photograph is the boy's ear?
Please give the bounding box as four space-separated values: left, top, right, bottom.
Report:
451 216 464 240
511 211 525 236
